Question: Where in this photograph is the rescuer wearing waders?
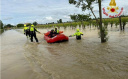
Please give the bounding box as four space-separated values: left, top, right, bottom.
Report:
26 25 31 39
69 29 83 40
23 24 27 35
30 25 40 43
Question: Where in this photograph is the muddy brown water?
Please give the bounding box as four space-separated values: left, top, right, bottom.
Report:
1 25 128 79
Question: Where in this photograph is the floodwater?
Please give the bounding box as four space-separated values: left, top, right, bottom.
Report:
1 25 128 79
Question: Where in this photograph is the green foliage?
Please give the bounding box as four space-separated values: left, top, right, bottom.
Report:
70 14 77 22
92 20 97 27
122 18 127 28
26 23 32 26
17 24 24 27
69 0 95 11
70 14 91 22
103 20 109 28
69 0 77 4
98 26 108 41
0 29 4 34
36 17 128 29
69 0 107 43
33 22 38 26
109 19 114 27
4 24 14 29
57 19 62 23
0 20 4 29
115 21 119 28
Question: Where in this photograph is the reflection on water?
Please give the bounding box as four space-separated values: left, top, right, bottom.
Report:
1 25 128 79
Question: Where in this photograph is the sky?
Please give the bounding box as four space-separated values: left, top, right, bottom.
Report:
1 0 128 25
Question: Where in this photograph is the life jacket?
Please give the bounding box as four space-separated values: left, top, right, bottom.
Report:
30 26 38 33
24 26 28 30
54 27 59 34
55 29 59 33
73 29 83 36
30 27 34 31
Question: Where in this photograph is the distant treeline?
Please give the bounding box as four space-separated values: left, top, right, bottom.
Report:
1 16 128 29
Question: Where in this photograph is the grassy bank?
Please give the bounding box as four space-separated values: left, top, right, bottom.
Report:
0 29 4 34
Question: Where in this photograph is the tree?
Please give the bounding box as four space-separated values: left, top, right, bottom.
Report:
98 0 106 42
6 24 14 27
4 24 14 29
69 0 106 43
26 23 32 26
0 20 4 29
59 19 62 23
33 22 38 26
70 14 91 28
70 14 91 22
57 19 62 23
70 14 77 22
17 24 24 27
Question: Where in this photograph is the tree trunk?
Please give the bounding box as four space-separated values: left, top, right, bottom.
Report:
98 0 105 43
90 7 97 19
86 0 99 26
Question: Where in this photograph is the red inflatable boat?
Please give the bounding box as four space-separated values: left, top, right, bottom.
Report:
44 31 69 43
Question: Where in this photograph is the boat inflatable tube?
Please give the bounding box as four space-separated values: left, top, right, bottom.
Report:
44 31 68 43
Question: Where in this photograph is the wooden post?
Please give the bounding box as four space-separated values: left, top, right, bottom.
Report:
119 16 122 30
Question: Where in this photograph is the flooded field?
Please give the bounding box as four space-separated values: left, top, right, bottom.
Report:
1 25 128 79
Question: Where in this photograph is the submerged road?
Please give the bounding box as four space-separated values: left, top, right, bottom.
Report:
1 26 128 79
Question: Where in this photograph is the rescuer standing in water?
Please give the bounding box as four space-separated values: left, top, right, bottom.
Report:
23 24 31 39
69 29 83 40
23 24 27 35
30 25 41 43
